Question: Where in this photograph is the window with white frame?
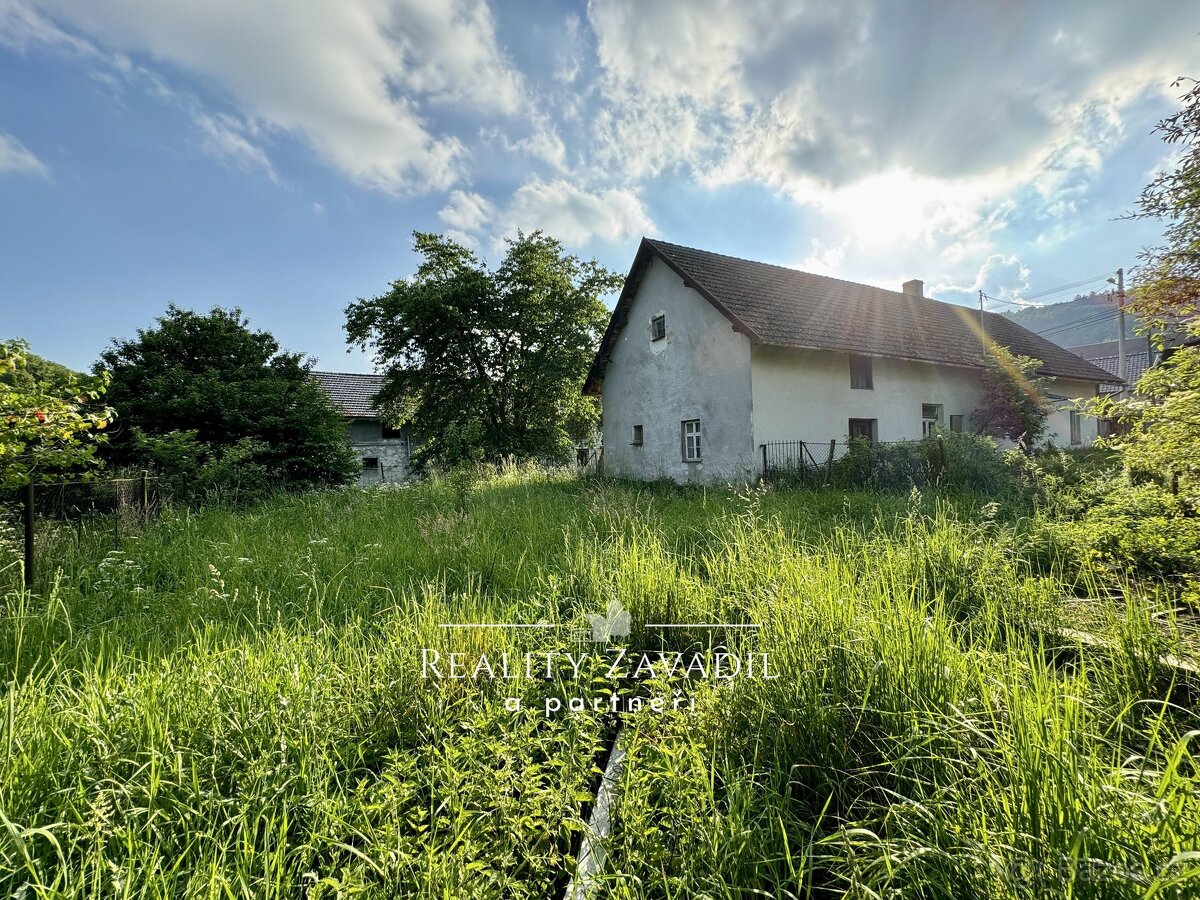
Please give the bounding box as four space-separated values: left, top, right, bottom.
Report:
921 403 942 437
681 419 701 461
631 424 644 446
1070 411 1082 445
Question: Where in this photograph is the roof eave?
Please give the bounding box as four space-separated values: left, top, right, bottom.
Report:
753 339 1123 385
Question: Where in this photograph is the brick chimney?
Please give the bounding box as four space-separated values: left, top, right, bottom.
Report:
902 279 924 298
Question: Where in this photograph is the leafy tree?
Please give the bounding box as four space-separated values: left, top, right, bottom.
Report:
346 231 621 470
1095 77 1200 497
99 306 358 498
970 344 1051 451
3 348 81 391
1125 78 1200 328
0 339 112 488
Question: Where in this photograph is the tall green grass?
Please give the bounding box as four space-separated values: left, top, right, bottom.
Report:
2 472 1197 898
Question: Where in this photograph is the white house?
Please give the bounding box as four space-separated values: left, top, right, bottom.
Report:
312 371 412 484
583 239 1123 483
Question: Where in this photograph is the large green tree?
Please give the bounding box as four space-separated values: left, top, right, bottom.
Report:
345 231 621 470
1 340 112 488
1096 77 1200 496
99 306 358 496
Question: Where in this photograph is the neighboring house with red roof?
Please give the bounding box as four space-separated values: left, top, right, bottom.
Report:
312 371 411 483
584 239 1123 483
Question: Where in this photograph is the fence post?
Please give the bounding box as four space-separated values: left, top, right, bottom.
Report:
826 440 836 485
140 470 150 514
760 444 767 477
22 481 34 589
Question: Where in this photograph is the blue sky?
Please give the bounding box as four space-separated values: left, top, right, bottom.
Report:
1 1 1196 373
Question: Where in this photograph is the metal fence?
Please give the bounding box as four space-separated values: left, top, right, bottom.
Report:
759 439 851 482
22 472 161 519
4 473 161 589
358 461 403 484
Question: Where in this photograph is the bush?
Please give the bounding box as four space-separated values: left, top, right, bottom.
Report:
827 432 1023 495
1058 479 1200 582
133 429 276 505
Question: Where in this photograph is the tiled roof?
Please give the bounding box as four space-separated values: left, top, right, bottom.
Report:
1066 340 1150 393
584 239 1122 393
312 371 384 418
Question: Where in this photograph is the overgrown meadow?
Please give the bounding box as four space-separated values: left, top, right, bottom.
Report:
2 472 1198 898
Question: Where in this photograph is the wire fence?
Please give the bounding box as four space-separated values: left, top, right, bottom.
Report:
3 473 161 590
358 461 403 484
759 439 851 483
759 433 1010 494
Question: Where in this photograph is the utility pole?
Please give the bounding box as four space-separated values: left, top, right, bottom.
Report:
978 290 985 338
1115 267 1126 385
1106 268 1128 393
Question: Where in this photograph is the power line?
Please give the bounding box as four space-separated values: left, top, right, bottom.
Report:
980 277 1112 312
1021 274 1112 302
1035 310 1121 340
1036 310 1119 336
982 292 1038 308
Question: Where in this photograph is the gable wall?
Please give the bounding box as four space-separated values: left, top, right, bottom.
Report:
600 257 755 482
348 419 411 484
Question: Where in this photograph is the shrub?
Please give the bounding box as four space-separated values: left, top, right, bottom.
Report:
827 432 1022 496
1058 479 1200 582
133 429 276 505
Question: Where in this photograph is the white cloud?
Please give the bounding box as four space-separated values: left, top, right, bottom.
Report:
0 131 47 176
194 113 277 180
443 228 480 249
586 0 1193 187
933 253 1032 308
438 179 653 252
795 239 846 276
497 178 654 246
974 254 1033 303
512 126 567 171
13 0 527 192
0 0 100 57
438 189 494 231
581 0 1197 283
2 0 1192 295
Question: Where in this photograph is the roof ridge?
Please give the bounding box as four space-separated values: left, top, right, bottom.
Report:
311 369 384 377
647 237 973 312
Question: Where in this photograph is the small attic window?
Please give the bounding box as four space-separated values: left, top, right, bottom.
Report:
651 314 666 341
849 354 873 389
